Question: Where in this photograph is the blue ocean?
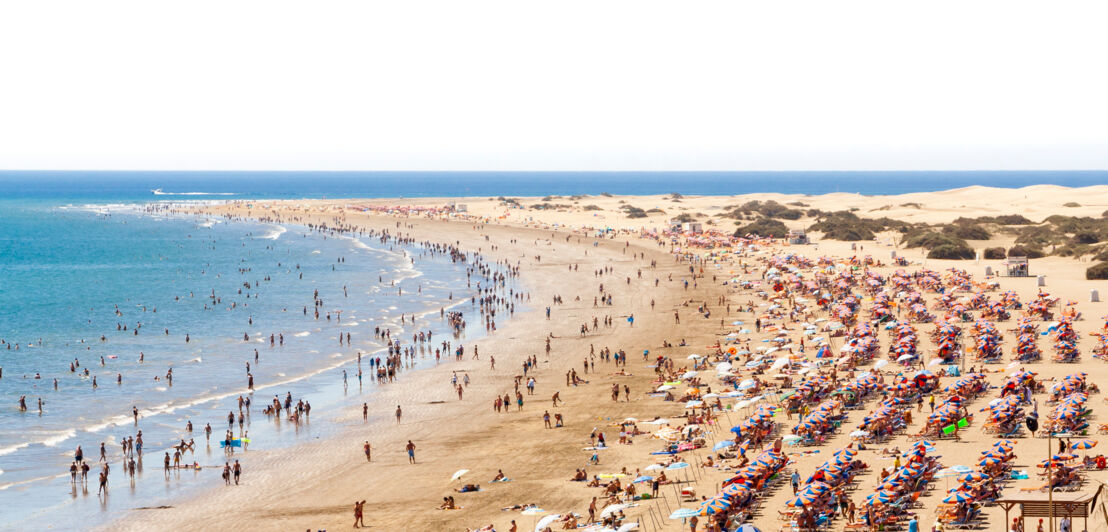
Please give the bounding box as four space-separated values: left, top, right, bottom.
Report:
0 170 1102 528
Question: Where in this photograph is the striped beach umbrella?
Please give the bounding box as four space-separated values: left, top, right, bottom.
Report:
698 496 732 515
943 491 973 503
979 456 1003 466
959 471 990 482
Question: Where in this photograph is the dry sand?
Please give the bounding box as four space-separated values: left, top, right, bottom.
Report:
108 186 1108 532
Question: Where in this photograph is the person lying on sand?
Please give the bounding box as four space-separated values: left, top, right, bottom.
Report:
456 484 480 493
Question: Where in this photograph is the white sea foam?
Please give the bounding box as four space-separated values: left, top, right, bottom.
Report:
153 191 236 196
258 225 287 240
294 331 310 337
0 442 30 457
42 429 77 446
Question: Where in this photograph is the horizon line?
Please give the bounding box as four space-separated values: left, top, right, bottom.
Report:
2 169 1107 174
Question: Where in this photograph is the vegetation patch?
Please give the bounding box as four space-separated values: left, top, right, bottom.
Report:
983 247 1006 260
1087 262 1108 280
928 244 975 260
808 211 910 241
734 218 789 238
721 200 804 221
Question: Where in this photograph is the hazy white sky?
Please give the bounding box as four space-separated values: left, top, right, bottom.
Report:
1 1 1106 171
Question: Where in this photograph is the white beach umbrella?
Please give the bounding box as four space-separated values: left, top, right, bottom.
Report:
534 514 561 531
874 360 889 369
600 503 629 518
450 469 469 482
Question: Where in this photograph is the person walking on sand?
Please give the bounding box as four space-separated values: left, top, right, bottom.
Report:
364 441 372 462
233 460 241 484
353 500 365 528
406 440 416 464
395 405 402 424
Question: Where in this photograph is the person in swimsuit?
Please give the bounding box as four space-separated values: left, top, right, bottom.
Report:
406 440 416 464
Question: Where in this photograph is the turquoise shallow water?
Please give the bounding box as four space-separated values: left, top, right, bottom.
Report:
0 197 511 529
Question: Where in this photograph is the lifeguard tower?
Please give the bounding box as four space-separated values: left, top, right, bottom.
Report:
788 229 809 245
1005 256 1029 277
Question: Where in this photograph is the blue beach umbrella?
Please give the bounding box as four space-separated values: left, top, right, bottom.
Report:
669 508 698 519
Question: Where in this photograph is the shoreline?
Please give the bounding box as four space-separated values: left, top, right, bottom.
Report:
5 185 1105 532
103 204 691 531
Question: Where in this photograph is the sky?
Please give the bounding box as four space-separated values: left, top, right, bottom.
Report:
1 1 1106 171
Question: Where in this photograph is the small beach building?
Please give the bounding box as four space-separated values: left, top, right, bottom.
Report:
788 229 809 245
681 222 703 233
1005 256 1029 277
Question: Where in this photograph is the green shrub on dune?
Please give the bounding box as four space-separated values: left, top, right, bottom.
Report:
1087 262 1108 280
928 244 976 260
983 247 1006 259
734 218 789 238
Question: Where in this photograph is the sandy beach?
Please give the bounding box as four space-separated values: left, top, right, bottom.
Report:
103 186 1108 532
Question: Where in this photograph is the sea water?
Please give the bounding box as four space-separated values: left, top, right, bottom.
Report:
0 193 512 529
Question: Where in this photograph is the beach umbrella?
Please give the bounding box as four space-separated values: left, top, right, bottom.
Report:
735 525 762 532
979 456 1003 466
959 472 990 482
687 354 703 360
643 464 665 471
874 360 889 369
738 379 756 390
682 371 699 379
450 469 469 482
632 475 653 483
713 440 736 451
666 462 690 470
788 492 818 507
600 503 629 518
685 400 704 408
698 497 732 515
943 491 973 503
521 507 548 515
722 483 751 498
669 508 699 519
616 524 639 532
1071 439 1097 451
935 468 961 479
656 384 675 392
533 514 560 531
